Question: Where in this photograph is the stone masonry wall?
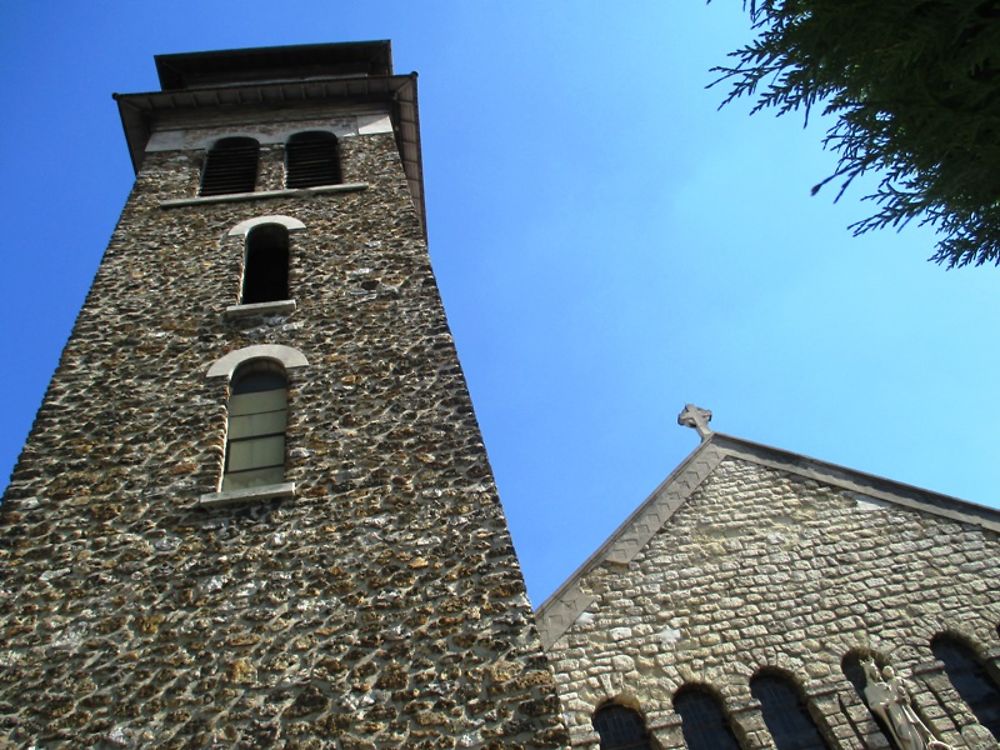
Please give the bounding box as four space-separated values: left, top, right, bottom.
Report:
0 109 567 749
546 456 1000 749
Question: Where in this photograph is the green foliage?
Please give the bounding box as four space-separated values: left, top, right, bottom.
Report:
713 0 1000 267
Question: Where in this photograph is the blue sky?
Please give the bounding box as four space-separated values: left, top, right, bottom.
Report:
2 2 998 605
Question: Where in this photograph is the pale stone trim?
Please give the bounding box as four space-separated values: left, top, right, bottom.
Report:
227 216 306 237
224 299 296 319
535 442 724 649
206 344 309 379
145 106 392 151
198 481 296 508
160 182 367 208
357 113 392 134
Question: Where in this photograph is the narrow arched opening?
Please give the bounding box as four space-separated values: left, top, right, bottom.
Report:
931 634 1000 739
222 361 288 491
750 671 830 750
592 702 654 750
673 685 742 749
241 224 289 304
841 651 900 749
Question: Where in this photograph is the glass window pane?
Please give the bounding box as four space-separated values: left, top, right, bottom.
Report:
227 435 285 472
228 410 287 440
229 389 286 416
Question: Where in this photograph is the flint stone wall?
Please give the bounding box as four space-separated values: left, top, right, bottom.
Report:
546 457 1000 749
0 111 567 749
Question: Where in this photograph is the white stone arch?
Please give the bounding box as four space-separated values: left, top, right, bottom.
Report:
227 215 306 237
207 345 309 379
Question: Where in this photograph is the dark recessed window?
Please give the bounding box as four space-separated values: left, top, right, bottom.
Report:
222 364 287 491
841 652 900 749
241 224 289 304
931 635 1000 739
592 704 653 750
673 686 741 750
200 137 259 196
285 131 341 188
750 672 830 750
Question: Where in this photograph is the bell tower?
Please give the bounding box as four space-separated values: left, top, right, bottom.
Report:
0 42 567 747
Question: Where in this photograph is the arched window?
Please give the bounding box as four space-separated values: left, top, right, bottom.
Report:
241 224 289 304
285 131 341 188
673 686 741 750
841 652 900 749
931 635 1000 739
592 704 654 750
222 363 288 491
200 137 259 196
750 672 830 750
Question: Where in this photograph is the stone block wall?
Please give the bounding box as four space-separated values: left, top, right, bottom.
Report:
0 107 567 748
545 455 1000 748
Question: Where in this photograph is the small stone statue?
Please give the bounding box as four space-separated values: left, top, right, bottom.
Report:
861 658 952 750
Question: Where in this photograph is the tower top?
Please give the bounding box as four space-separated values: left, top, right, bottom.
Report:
113 40 426 232
154 40 394 90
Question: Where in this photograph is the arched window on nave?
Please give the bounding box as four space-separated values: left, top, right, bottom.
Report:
592 703 654 750
750 671 831 750
673 685 742 750
931 634 1000 740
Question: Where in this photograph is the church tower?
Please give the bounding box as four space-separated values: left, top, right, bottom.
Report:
0 42 567 748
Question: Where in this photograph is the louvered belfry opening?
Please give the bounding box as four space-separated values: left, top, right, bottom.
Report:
285 131 341 188
242 224 290 304
199 136 260 196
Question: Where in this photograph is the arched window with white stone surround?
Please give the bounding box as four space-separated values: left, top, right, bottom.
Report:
222 361 288 491
205 345 308 499
592 703 654 750
241 224 289 304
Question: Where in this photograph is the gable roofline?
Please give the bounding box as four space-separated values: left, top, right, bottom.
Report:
535 432 998 649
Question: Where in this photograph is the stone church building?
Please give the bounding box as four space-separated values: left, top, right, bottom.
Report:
0 41 997 749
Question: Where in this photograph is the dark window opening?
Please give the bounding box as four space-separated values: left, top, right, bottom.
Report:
750 673 830 750
673 686 741 750
841 653 900 750
285 131 341 188
222 364 287 491
241 224 289 304
932 635 1000 739
592 704 654 750
200 137 259 196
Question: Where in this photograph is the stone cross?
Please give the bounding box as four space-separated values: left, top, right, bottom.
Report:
677 404 713 441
